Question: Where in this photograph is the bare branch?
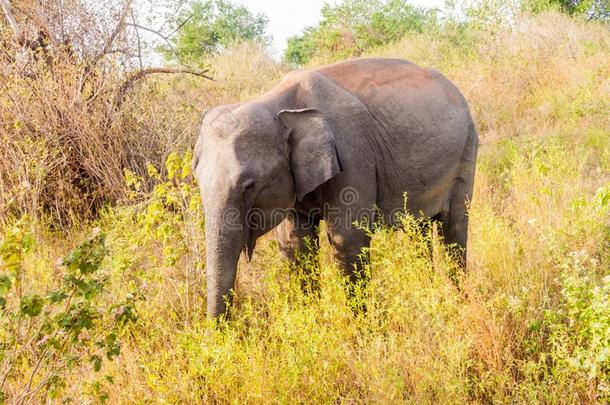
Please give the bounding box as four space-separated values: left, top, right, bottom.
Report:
0 0 23 43
114 67 213 110
12 3 60 48
167 13 194 38
125 21 186 66
130 9 143 70
94 0 132 64
125 21 177 52
80 1 132 94
107 48 134 56
125 12 193 54
58 0 65 43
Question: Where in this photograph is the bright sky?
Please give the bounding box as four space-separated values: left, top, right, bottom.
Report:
237 0 447 56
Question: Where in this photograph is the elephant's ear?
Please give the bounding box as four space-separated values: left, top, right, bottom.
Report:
277 108 343 201
192 108 210 174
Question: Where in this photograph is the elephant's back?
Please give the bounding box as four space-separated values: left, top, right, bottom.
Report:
315 58 470 114
316 58 435 92
316 58 476 216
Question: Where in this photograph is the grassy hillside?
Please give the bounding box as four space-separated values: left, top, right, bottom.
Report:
1 11 609 403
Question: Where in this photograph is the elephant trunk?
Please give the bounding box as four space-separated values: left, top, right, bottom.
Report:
204 205 244 318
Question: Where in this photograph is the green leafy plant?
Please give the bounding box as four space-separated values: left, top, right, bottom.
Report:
161 0 270 67
284 0 437 64
114 152 204 326
0 222 139 402
525 0 610 20
545 253 610 399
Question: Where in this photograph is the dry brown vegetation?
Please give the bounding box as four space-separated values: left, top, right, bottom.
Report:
0 0 213 226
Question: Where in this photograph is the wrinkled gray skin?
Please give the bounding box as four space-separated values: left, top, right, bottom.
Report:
193 58 478 318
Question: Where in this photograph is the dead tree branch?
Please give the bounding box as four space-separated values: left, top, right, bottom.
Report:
125 21 178 54
130 9 143 70
94 0 132 64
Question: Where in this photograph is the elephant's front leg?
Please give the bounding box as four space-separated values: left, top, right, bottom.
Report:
326 221 372 311
275 211 321 293
326 224 371 283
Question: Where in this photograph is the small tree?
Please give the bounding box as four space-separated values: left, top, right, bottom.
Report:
162 0 269 67
524 0 609 20
283 0 437 65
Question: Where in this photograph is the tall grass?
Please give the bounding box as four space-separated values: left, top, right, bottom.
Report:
0 11 608 403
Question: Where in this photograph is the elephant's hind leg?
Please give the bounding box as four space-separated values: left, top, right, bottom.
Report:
441 171 476 269
440 184 469 268
441 125 477 268
276 212 321 293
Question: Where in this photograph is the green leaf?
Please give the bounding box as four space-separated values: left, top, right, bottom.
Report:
91 355 102 372
165 152 181 180
146 162 160 179
0 274 11 295
57 302 99 334
46 375 66 399
181 151 193 178
47 289 68 303
62 229 107 276
19 295 44 317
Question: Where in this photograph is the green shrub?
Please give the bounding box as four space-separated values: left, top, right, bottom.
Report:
284 0 437 64
525 0 610 21
0 220 139 402
104 152 205 327
161 0 270 67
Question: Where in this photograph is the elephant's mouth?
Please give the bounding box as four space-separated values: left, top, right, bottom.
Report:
243 229 258 262
242 208 290 261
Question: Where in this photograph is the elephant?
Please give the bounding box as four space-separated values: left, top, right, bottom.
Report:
192 58 478 318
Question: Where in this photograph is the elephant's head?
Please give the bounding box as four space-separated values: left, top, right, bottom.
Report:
192 102 342 318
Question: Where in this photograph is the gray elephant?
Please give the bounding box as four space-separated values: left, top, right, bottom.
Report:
193 58 478 318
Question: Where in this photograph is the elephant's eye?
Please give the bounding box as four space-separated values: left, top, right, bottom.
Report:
243 179 256 195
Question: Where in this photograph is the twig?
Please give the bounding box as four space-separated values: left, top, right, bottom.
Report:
126 22 170 41
20 284 78 399
130 10 143 70
80 1 132 95
0 0 23 43
0 317 32 391
95 0 132 63
167 13 194 38
125 21 177 55
125 15 191 64
59 0 65 43
113 67 213 110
